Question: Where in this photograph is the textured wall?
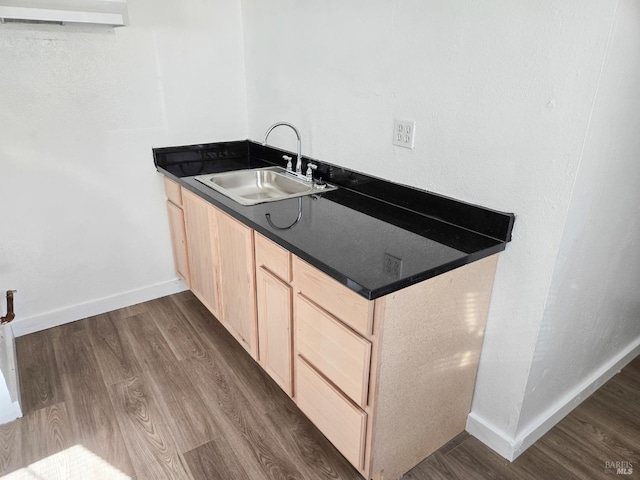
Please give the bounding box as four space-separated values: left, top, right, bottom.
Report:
0 0 247 332
517 0 640 438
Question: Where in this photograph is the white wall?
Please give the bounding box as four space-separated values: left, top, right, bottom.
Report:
515 0 640 450
3 0 638 460
0 0 247 335
240 0 638 460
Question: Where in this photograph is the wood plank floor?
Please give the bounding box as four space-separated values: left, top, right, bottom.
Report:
0 291 638 479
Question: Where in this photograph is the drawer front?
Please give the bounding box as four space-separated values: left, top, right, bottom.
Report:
294 257 373 337
295 356 367 470
296 294 371 408
163 177 182 207
255 233 291 282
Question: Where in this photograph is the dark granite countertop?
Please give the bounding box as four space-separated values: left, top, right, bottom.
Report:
154 140 515 300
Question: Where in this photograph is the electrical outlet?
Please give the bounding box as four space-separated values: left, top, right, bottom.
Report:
392 119 416 149
383 253 402 278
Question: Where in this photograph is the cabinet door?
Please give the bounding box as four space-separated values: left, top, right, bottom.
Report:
216 209 258 358
182 189 222 318
166 200 190 287
256 266 292 396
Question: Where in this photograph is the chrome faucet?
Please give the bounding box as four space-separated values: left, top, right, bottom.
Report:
262 122 303 176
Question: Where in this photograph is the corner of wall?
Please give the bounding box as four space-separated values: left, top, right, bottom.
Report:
237 0 250 139
468 334 640 462
465 412 517 461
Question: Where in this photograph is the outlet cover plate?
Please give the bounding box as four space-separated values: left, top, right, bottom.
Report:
393 119 416 149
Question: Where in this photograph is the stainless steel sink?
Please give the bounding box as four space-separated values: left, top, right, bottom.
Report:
194 166 336 206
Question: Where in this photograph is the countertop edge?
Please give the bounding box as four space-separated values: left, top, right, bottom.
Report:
158 167 507 300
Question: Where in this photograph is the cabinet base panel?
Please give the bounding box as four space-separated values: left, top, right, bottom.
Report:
366 255 499 480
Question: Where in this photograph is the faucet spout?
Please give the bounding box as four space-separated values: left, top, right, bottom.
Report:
262 122 303 175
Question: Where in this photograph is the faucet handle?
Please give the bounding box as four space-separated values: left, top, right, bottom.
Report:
305 162 318 182
283 155 293 171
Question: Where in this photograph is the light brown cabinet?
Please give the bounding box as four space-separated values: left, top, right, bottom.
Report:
163 179 500 480
165 181 258 359
292 255 499 480
181 188 223 318
293 257 372 472
255 233 293 396
216 210 258 358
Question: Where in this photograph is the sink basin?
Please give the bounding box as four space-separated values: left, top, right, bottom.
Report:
194 166 336 206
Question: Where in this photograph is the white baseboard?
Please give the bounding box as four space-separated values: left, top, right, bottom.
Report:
12 279 189 337
467 335 640 461
466 412 517 461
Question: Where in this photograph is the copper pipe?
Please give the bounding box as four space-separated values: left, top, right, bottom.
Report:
0 290 16 325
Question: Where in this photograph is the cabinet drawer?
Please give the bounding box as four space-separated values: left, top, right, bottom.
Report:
294 257 374 337
295 356 367 470
164 177 182 207
255 233 291 282
296 294 371 407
